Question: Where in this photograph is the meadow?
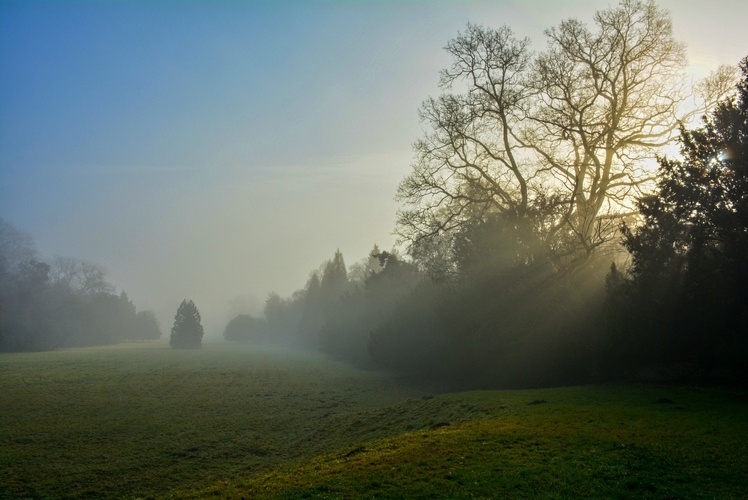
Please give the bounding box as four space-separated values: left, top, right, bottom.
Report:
1 343 746 499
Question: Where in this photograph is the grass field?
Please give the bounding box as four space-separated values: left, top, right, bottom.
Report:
1 342 746 499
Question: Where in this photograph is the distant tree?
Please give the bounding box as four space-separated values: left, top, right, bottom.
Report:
317 250 352 352
98 292 137 345
49 257 115 296
320 249 348 302
319 249 421 366
223 314 267 343
347 244 384 285
0 218 38 272
0 258 51 351
297 273 324 347
263 291 304 345
170 299 204 349
0 220 43 350
368 242 600 388
135 310 162 341
607 56 748 378
0 219 159 351
263 292 285 327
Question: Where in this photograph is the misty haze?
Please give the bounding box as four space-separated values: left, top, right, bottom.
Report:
1 1 747 498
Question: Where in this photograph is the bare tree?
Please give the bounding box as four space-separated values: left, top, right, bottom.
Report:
0 218 38 272
397 0 735 271
49 257 115 296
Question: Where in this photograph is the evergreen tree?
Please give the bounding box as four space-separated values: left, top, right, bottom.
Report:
297 273 324 347
607 56 748 378
170 299 204 349
320 249 348 302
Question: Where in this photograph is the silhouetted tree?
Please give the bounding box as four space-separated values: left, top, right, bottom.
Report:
396 1 733 271
606 56 748 379
170 299 204 349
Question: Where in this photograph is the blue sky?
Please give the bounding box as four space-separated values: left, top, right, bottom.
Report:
1 0 746 334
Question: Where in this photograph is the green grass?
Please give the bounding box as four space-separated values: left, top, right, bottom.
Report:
1 343 746 499
193 386 748 499
0 342 422 499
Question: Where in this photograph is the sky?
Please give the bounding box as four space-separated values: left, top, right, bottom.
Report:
1 0 746 336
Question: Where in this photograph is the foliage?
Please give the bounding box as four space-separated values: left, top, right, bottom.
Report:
315 249 351 353
606 57 748 379
297 273 324 348
259 290 305 347
134 310 162 341
0 258 52 351
253 232 606 387
211 12 743 390
349 2 738 387
368 211 612 388
170 299 204 349
223 314 267 343
321 251 422 366
0 219 156 351
320 249 349 301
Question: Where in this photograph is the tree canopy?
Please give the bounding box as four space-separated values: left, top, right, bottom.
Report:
223 314 267 343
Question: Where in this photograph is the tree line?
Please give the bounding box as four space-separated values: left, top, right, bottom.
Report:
0 221 162 351
224 1 747 387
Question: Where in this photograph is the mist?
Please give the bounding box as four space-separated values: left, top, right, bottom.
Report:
1 0 745 340
3 2 748 498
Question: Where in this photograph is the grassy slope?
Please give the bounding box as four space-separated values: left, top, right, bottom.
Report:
1 343 746 499
195 386 748 499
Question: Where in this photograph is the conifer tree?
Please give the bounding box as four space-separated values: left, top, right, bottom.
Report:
320 249 348 302
170 299 204 349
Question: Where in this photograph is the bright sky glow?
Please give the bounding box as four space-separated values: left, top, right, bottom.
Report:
1 0 746 335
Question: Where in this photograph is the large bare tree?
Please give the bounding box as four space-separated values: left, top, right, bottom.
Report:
48 257 114 296
397 0 734 271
